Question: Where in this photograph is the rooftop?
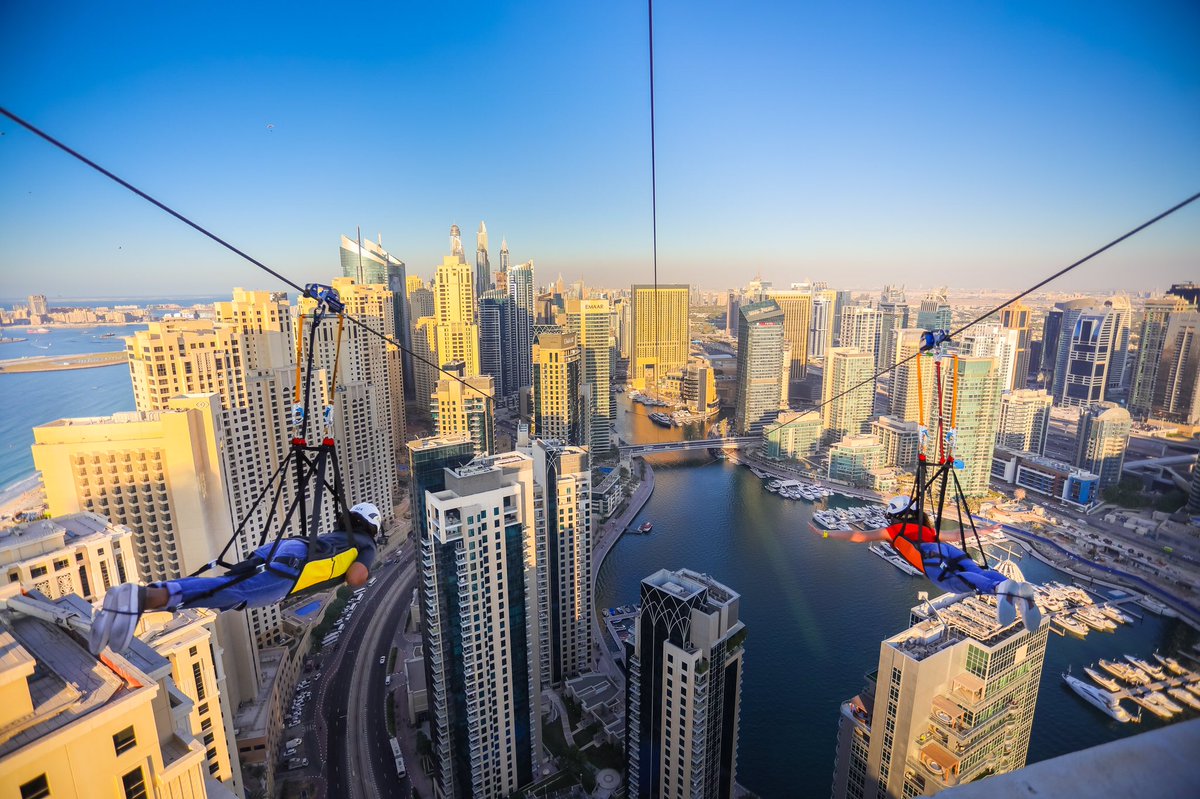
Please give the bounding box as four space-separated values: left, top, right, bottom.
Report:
0 511 127 550
0 593 144 759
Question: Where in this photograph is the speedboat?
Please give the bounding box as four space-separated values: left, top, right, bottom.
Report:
637 522 653 534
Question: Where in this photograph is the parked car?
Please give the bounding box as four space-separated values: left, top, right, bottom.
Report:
379 656 386 665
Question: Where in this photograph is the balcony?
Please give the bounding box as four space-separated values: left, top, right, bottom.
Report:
916 741 961 787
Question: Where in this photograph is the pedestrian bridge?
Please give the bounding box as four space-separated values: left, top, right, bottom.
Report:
618 437 760 458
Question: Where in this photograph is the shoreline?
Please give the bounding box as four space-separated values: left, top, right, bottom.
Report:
0 351 127 373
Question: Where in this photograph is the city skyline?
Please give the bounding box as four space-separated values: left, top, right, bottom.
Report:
2 3 1198 297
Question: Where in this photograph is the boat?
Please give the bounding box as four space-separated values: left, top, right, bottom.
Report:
1154 653 1187 676
1149 691 1183 714
1075 609 1116 632
99 332 116 338
1084 666 1121 692
1168 688 1200 712
869 542 923 576
648 412 673 427
1186 682 1200 698
1098 605 1130 624
1062 673 1136 723
1124 655 1166 681
1138 596 1179 617
1099 659 1145 685
1130 694 1175 720
1053 615 1089 638
637 522 653 534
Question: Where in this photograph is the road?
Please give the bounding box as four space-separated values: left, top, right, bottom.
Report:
289 542 416 799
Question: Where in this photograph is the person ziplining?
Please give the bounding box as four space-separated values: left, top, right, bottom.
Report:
89 285 385 655
812 329 1042 629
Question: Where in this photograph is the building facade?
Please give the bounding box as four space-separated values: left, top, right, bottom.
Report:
822 348 876 445
532 332 584 446
831 592 1049 799
1075 403 1131 489
1150 310 1200 425
630 284 691 392
996 389 1052 456
929 356 1001 497
765 290 813 379
625 568 745 799
999 301 1032 391
567 298 614 455
764 410 823 461
339 233 412 400
421 454 542 799
431 367 496 456
733 301 787 435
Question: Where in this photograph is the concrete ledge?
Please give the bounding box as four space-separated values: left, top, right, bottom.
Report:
939 719 1200 798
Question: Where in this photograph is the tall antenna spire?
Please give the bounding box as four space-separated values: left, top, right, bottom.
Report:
356 225 364 284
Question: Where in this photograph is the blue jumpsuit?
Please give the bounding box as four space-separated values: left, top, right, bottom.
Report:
156 531 377 611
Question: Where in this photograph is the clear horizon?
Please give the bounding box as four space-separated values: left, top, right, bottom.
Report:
1 1 1197 296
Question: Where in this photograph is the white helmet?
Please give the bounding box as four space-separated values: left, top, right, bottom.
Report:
349 502 382 532
886 496 913 517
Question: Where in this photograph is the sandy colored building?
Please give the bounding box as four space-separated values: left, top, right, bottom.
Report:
0 586 238 799
630 284 690 392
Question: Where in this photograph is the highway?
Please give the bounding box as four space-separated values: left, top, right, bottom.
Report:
303 542 416 798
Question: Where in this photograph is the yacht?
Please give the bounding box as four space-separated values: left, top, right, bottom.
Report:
637 522 653 534
1148 691 1183 714
1053 615 1089 638
1124 655 1166 681
1154 653 1187 676
1099 659 1146 685
868 542 923 576
1168 688 1200 712
1062 673 1135 723
1084 666 1121 692
649 412 673 427
1098 605 1131 624
1130 693 1175 720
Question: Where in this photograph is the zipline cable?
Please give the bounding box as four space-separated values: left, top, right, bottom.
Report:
0 105 495 405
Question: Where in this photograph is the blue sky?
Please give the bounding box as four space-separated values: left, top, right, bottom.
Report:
1 1 1197 298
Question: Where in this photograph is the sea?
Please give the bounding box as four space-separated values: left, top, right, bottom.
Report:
0 296 231 493
601 393 1196 798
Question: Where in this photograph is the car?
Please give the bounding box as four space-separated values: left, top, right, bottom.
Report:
380 656 386 665
368 577 377 586
386 675 392 686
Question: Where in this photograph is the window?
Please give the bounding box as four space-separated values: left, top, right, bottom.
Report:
20 775 50 799
192 662 206 700
122 767 148 799
113 725 137 754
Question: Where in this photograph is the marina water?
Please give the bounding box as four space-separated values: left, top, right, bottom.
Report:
602 394 1191 797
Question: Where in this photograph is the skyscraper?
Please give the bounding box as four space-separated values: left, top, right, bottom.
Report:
929 356 1001 497
873 415 921 469
809 289 837 360
407 433 477 545
963 324 1020 397
625 568 745 799
766 290 812 379
508 260 536 391
733 300 787 435
831 591 1049 799
434 254 481 377
1130 296 1194 419
915 286 952 331
996 389 1053 455
532 331 584 445
725 291 742 339
999 301 1032 390
531 440 592 686
419 452 542 798
822 348 876 445
840 305 882 369
412 316 440 405
1168 282 1200 305
475 221 491 300
1075 403 1131 488
431 365 496 456
306 277 405 504
479 290 517 402
125 291 300 646
340 233 413 399
630 284 690 392
1049 298 1126 408
567 297 614 455
1038 308 1064 388
30 399 261 715
1150 310 1200 425
876 285 909 372
889 328 929 424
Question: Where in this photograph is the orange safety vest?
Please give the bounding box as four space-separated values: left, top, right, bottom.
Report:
887 522 938 574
